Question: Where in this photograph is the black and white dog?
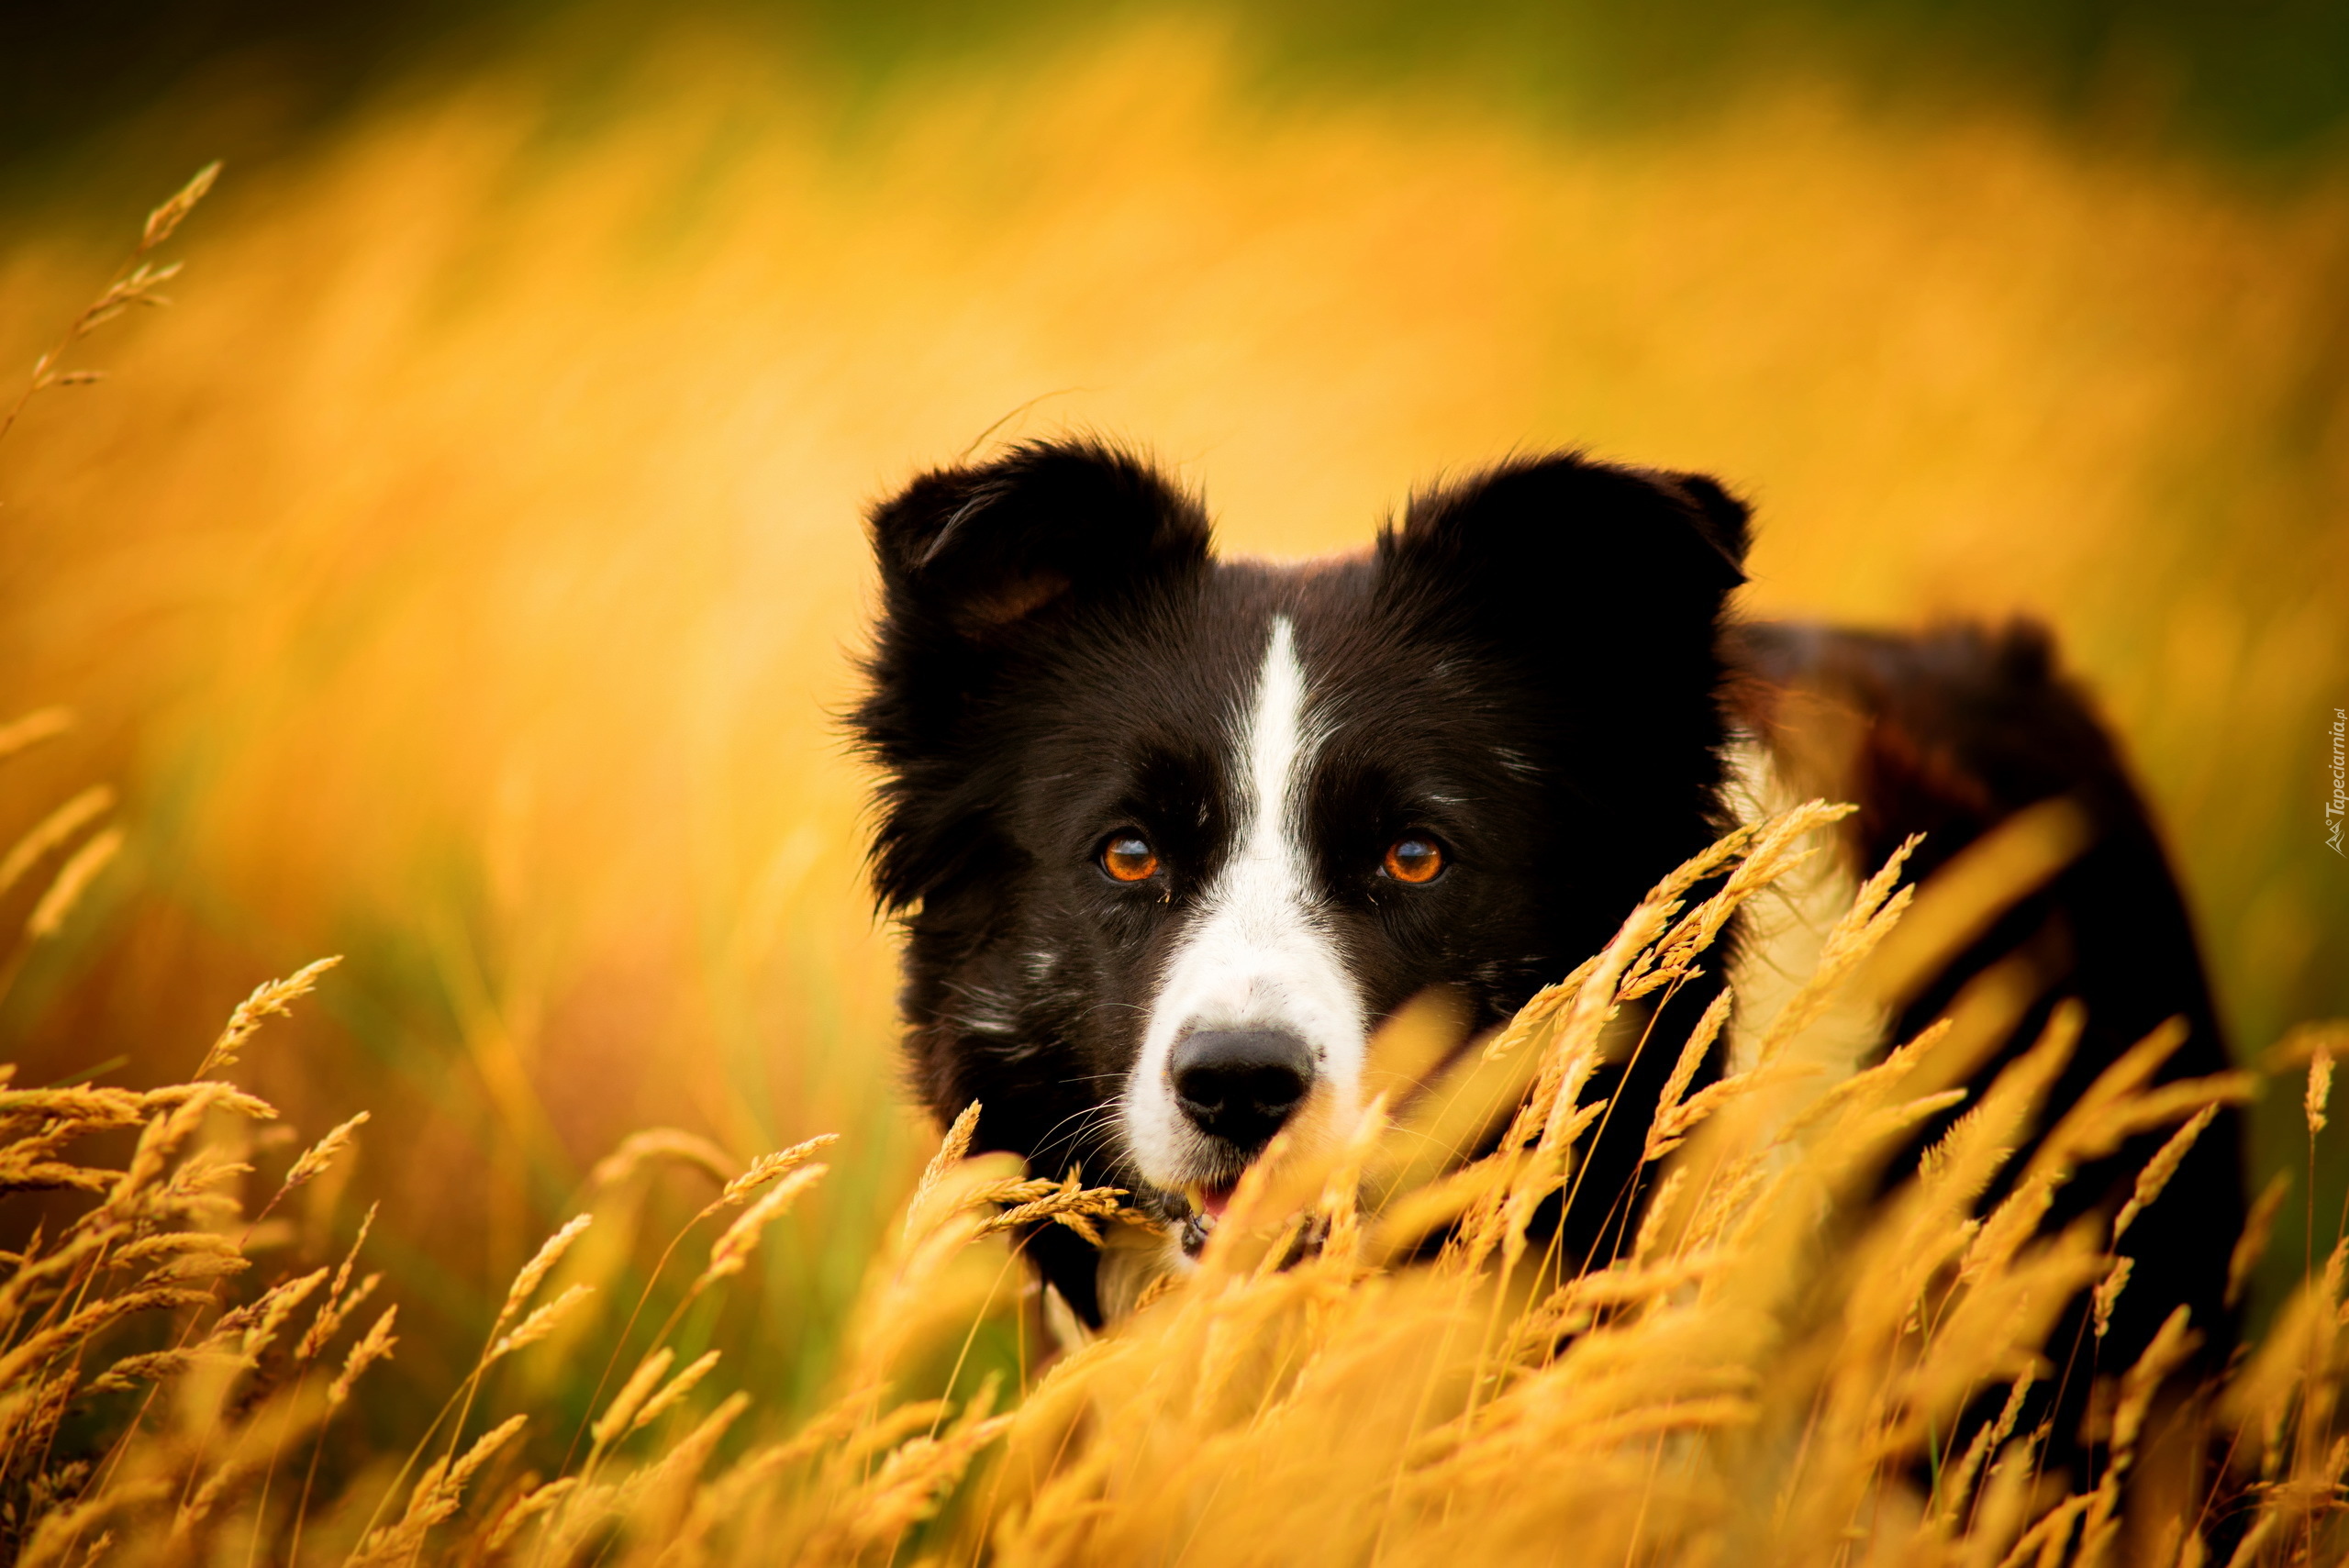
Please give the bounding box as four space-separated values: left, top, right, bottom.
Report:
852 439 2242 1442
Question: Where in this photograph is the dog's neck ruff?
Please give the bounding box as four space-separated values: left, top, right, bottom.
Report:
1719 731 1879 1088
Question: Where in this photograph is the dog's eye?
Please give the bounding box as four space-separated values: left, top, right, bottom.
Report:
1382 837 1444 884
1100 833 1160 883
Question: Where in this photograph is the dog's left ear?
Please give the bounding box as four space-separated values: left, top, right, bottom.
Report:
1377 454 1750 662
1383 453 1746 604
1630 467 1752 587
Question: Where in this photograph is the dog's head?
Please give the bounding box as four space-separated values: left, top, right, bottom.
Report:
854 439 1747 1284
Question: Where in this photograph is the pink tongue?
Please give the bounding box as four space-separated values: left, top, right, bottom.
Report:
1199 1182 1236 1219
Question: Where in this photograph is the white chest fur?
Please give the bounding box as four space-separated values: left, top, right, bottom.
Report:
1718 731 1884 1093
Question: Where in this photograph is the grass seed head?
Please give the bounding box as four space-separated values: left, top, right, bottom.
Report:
2308 1041 2333 1138
630 1348 720 1434
328 1304 398 1406
486 1283 594 1362
24 827 122 941
905 1101 981 1235
297 1271 381 1364
232 1265 328 1358
0 784 114 903
718 1131 840 1207
494 1212 591 1329
483 1476 575 1556
280 1109 369 1195
349 1413 525 1566
139 161 221 251
195 955 341 1079
696 1163 827 1292
591 1128 738 1192
2114 1103 2219 1244
591 1347 675 1449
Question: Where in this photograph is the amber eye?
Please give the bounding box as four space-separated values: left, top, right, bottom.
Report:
1101 833 1160 883
1382 837 1444 884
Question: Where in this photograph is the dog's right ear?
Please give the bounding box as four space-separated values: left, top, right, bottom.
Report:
868 439 1211 641
856 439 1211 913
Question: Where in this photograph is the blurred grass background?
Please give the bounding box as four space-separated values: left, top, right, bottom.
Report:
0 0 2343 1448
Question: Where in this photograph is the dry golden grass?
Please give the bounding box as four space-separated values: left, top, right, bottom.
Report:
1 783 2342 1564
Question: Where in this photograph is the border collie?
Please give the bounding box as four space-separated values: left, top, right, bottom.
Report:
852 438 2243 1444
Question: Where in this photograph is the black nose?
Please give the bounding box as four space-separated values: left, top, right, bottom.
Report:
1170 1029 1314 1151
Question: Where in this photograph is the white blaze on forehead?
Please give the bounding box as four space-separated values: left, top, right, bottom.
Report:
1123 616 1370 1188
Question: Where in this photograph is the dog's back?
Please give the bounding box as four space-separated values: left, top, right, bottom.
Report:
1723 618 2243 1471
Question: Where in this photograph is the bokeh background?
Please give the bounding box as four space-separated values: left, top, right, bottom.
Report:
2 0 2344 1440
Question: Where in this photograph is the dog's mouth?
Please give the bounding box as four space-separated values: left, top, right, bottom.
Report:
1174 1178 1239 1257
1186 1179 1238 1219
